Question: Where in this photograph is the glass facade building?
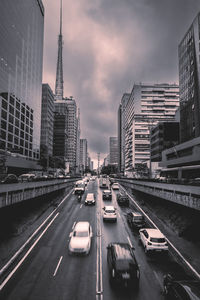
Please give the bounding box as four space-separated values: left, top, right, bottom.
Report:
0 0 44 160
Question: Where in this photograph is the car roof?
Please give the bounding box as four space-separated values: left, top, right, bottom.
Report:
145 228 165 238
112 243 133 260
104 206 115 210
74 221 90 231
103 189 111 193
87 193 94 197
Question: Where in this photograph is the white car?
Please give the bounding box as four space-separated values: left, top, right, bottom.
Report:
112 183 119 190
103 206 117 222
139 228 168 254
85 193 95 205
69 222 93 255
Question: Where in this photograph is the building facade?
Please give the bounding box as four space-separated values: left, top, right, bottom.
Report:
40 84 55 158
109 137 118 165
0 0 44 168
124 83 179 172
80 139 87 173
178 12 200 142
118 93 130 172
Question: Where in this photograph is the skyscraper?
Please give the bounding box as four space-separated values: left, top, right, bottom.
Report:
55 0 64 101
178 12 200 142
0 0 44 172
80 139 88 173
109 137 118 165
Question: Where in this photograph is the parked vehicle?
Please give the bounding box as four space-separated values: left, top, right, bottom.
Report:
102 189 112 200
19 173 35 182
107 243 140 288
68 222 93 255
139 228 168 254
163 273 200 299
85 193 95 205
117 193 129 207
127 212 145 229
1 174 18 184
103 206 117 222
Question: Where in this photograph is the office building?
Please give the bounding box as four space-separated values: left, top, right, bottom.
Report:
109 137 118 165
40 84 55 158
0 0 44 173
124 83 179 172
178 12 200 142
118 93 130 172
80 139 87 173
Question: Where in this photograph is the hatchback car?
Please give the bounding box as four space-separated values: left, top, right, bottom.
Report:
107 243 140 288
139 228 168 254
68 221 93 255
102 189 112 200
85 193 95 205
127 212 145 229
103 206 117 222
112 183 119 190
163 273 200 300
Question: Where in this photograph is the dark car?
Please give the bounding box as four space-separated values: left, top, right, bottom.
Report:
102 189 112 200
117 194 129 207
127 211 145 229
163 273 200 300
1 174 18 184
107 242 140 289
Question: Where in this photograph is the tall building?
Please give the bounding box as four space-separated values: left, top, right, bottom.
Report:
40 84 55 157
76 109 81 173
178 12 200 142
124 83 179 172
53 100 68 159
80 139 87 173
109 137 118 165
0 0 44 173
118 93 130 172
55 0 64 101
64 97 78 171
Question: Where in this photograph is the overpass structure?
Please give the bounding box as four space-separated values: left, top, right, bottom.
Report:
117 179 200 211
0 178 79 209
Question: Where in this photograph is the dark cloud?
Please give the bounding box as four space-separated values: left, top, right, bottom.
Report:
42 0 200 166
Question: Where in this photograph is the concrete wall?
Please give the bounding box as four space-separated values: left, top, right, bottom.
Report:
117 179 200 211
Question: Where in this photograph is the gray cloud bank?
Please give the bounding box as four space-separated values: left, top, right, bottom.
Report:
42 0 200 165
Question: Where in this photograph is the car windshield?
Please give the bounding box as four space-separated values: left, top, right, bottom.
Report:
74 231 88 237
150 237 166 243
134 216 144 221
105 209 115 213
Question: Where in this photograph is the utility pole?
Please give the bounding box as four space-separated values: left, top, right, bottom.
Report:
97 152 100 177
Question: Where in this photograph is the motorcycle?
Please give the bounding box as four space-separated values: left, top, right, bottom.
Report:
78 194 82 202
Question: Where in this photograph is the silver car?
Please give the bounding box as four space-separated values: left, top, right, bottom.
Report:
69 221 93 255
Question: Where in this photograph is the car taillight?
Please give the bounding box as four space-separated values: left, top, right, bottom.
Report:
148 242 152 245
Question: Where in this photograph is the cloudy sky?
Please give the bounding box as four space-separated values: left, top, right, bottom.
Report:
42 0 200 167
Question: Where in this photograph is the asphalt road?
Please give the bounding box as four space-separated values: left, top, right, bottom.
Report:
0 178 188 300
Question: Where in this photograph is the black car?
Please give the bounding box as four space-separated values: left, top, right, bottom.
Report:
127 211 145 229
107 243 140 288
102 189 112 200
117 194 129 207
1 174 18 184
163 273 200 300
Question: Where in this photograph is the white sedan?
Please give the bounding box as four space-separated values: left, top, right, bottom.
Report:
69 222 93 255
103 206 117 222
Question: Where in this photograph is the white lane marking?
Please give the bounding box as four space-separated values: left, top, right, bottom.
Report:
53 256 63 277
127 236 133 248
80 204 83 209
0 213 59 291
96 214 103 298
0 189 71 277
121 186 200 281
72 222 76 230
